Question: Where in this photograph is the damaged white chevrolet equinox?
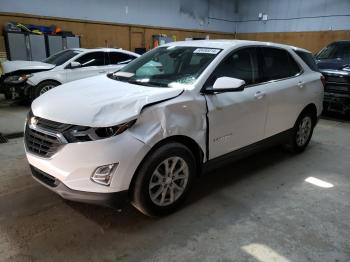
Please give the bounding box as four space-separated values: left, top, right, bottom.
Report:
25 40 324 216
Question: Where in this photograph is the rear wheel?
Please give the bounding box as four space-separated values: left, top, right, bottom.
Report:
33 81 59 100
285 111 315 153
131 142 196 217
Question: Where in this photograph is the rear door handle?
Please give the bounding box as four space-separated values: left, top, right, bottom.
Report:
99 70 107 74
298 81 305 88
254 91 265 99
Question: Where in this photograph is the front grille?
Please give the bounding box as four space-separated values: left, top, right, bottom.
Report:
25 125 63 157
25 115 71 158
30 165 58 187
325 84 350 93
35 117 71 133
325 76 350 84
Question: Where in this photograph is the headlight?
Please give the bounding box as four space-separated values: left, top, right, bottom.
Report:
64 120 136 142
4 74 33 84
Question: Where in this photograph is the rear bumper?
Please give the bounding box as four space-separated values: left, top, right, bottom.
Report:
30 165 128 208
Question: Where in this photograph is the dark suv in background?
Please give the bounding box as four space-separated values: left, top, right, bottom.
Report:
316 41 350 116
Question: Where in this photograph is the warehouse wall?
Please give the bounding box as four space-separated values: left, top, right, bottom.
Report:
1 0 349 55
235 0 350 53
0 13 235 54
0 0 238 33
236 0 350 33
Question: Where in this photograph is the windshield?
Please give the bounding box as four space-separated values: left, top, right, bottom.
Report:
111 46 221 87
43 49 82 66
316 42 350 60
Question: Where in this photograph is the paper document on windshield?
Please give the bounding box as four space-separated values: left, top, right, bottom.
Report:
193 48 221 54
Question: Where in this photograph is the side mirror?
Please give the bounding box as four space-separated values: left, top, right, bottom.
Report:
70 61 81 69
205 77 245 94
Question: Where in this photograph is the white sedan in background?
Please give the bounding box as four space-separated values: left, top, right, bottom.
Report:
0 48 140 100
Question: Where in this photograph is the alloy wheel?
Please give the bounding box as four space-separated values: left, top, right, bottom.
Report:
148 156 189 207
39 85 55 95
296 116 312 147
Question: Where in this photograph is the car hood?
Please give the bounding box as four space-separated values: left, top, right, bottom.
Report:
316 59 350 71
1 60 55 74
320 68 350 77
32 75 184 127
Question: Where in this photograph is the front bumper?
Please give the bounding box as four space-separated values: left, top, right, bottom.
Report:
0 80 30 99
30 165 128 208
26 130 151 194
324 92 350 113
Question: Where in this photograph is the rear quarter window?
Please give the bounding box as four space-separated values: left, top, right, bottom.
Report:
295 50 319 72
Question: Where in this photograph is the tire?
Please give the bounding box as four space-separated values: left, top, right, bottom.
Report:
345 110 350 120
131 142 196 217
33 81 59 100
284 111 315 153
4 92 12 100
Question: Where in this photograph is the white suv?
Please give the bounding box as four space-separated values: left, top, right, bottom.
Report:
25 40 324 216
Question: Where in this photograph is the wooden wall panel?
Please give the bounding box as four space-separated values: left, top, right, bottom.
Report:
237 31 350 54
0 13 234 54
3 13 347 56
0 14 131 51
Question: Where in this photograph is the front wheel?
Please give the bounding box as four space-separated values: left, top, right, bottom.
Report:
4 92 12 100
33 81 59 100
131 142 196 217
285 111 315 153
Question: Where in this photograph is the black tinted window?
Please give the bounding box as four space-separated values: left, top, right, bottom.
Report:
261 48 301 81
109 52 136 65
317 42 350 60
209 48 259 86
76 52 105 67
43 49 81 66
295 50 319 72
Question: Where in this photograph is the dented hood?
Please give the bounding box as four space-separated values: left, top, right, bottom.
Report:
32 75 184 127
1 60 55 74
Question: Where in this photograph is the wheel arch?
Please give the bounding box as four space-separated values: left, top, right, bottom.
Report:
37 79 62 86
129 135 204 195
299 103 318 126
30 79 62 100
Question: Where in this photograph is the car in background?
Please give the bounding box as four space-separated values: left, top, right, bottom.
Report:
316 41 350 116
0 48 140 101
25 40 323 216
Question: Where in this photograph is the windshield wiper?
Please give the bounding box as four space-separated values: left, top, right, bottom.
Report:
127 79 168 87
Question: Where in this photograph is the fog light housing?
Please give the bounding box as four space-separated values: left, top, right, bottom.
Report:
91 163 118 186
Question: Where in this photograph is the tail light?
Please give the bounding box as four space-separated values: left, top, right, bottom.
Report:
320 75 326 88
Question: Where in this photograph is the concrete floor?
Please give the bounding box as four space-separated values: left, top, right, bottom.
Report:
0 118 349 262
0 95 28 136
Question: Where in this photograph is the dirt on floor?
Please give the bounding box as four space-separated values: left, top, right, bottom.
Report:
0 117 349 262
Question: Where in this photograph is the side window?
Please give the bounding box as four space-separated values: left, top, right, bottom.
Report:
261 48 301 81
109 52 136 65
335 43 350 58
295 50 319 72
208 48 259 86
75 52 105 67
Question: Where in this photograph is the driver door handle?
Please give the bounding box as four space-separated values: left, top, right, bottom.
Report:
298 81 305 89
254 91 265 100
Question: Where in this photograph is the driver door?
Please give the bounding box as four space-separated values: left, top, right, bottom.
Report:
205 47 268 159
